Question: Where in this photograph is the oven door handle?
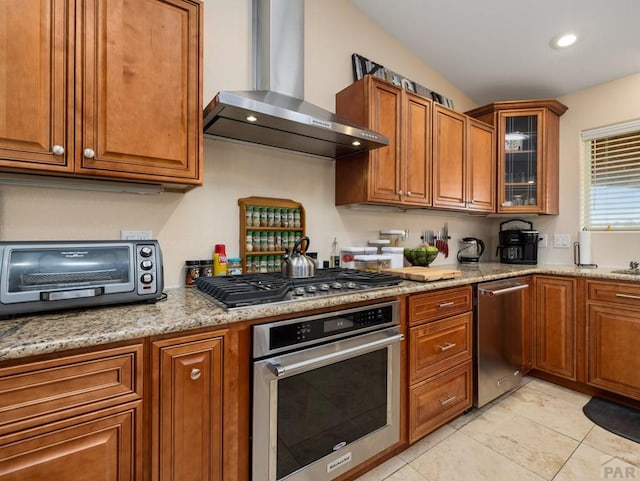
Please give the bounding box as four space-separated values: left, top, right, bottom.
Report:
267 330 404 377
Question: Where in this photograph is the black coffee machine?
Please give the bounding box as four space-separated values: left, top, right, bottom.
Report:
496 219 539 264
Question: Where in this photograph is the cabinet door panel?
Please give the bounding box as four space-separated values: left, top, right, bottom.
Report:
467 119 495 212
0 406 140 481
368 82 401 202
154 336 223 481
403 92 431 206
587 305 640 400
534 276 576 380
0 0 72 171
432 105 465 209
77 0 201 183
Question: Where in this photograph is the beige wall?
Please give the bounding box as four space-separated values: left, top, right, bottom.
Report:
1 0 636 288
532 72 640 267
0 0 487 288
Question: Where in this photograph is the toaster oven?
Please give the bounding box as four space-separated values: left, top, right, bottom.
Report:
0 240 163 317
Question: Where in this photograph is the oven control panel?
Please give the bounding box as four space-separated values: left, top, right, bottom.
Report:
253 301 399 357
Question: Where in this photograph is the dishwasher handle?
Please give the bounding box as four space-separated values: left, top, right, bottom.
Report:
479 283 529 297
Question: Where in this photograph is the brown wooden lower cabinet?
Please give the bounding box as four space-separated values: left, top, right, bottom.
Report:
534 276 577 380
0 403 141 481
152 332 224 481
409 360 472 442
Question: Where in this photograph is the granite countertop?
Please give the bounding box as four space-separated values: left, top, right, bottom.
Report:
1 263 638 362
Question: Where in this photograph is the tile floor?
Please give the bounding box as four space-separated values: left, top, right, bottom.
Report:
355 377 640 481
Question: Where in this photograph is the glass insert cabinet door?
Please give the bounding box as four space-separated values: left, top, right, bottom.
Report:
498 110 544 212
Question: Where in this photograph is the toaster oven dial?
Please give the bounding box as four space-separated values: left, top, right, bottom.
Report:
140 246 154 257
140 259 153 270
140 273 154 284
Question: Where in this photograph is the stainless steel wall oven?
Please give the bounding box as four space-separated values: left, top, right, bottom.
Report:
252 300 403 481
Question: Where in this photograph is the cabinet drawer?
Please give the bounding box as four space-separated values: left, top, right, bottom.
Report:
410 312 472 384
587 280 640 306
409 360 472 443
409 286 472 325
0 344 142 434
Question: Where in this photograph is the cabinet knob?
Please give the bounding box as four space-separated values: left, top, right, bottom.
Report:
397 190 403 196
406 191 412 196
52 145 65 156
83 148 95 159
190 368 202 380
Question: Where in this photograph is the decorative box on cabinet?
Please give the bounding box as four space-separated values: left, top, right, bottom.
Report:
408 286 473 443
335 75 432 207
465 99 567 214
0 0 203 189
0 344 143 481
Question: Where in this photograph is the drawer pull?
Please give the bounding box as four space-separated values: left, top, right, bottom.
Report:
615 293 640 301
438 342 457 352
440 394 457 406
190 368 202 380
438 302 455 308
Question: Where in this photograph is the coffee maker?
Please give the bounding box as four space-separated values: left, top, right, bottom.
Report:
496 219 539 264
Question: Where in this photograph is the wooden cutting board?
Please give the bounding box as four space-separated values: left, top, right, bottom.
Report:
384 266 462 282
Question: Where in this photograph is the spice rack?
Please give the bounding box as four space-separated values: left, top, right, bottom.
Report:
238 196 306 274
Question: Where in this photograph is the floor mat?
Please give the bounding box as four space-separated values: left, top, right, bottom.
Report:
583 396 640 444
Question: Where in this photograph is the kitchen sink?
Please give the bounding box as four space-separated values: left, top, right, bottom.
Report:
611 269 640 275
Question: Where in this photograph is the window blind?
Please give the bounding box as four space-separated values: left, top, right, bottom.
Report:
582 120 640 230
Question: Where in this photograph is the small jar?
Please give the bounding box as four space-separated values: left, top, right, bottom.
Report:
184 260 200 287
267 208 274 227
259 255 268 273
267 231 275 251
288 232 295 250
259 207 268 227
251 207 260 227
281 232 289 251
293 209 301 228
273 208 282 227
267 255 275 272
282 209 290 228
246 232 253 252
199 259 213 277
226 257 242 275
252 231 261 252
260 231 268 252
275 231 283 251
245 206 254 227
287 209 294 228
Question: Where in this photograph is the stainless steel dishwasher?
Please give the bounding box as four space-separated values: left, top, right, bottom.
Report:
474 278 530 407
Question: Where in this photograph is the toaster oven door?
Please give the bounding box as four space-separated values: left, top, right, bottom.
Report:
1 244 135 304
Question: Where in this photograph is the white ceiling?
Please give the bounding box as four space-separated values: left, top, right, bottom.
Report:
348 0 640 105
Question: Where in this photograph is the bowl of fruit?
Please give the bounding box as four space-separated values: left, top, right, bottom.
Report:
403 245 440 267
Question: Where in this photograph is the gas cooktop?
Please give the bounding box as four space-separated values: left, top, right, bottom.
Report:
195 268 403 309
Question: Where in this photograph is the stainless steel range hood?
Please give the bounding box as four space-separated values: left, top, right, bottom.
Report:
203 0 388 159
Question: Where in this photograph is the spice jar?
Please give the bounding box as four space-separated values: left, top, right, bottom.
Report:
226 258 242 275
199 259 213 277
246 232 253 252
184 260 200 287
260 207 268 227
293 209 301 228
274 208 282 227
267 208 274 227
251 207 260 227
245 206 254 227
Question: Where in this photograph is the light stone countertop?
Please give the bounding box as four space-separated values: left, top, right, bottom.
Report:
0 263 638 362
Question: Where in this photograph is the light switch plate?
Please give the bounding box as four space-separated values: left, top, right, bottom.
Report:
121 230 152 240
553 234 571 248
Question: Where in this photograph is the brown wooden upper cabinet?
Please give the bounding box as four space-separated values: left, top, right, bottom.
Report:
0 0 203 188
335 76 432 207
466 100 567 215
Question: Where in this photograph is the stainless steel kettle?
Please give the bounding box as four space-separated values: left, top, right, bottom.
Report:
457 237 485 263
281 236 316 278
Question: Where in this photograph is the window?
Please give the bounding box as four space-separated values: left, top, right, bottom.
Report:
582 119 640 230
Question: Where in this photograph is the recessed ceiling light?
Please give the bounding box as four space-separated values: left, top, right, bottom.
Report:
246 115 258 122
352 140 361 146
551 33 577 49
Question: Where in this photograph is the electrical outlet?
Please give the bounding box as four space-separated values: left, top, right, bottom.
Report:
553 234 571 248
538 234 548 248
121 230 152 240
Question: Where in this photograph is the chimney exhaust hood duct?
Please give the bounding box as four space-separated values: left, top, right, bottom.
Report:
203 0 389 159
